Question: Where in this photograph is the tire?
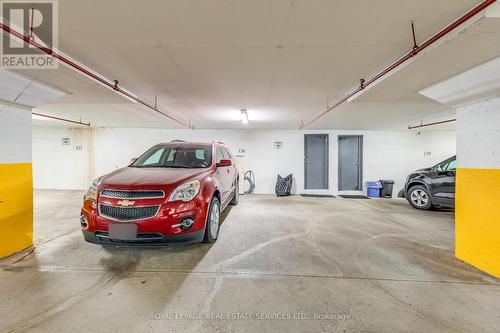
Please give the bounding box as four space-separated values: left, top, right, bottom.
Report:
230 181 239 205
203 197 220 243
407 185 433 210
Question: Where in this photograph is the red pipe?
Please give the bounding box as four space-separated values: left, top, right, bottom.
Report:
301 0 497 129
0 23 193 129
32 112 91 126
408 118 456 129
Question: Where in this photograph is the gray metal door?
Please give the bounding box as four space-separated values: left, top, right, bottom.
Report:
304 134 328 189
338 135 363 191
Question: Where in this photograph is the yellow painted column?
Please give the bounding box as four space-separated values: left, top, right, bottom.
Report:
455 98 500 278
0 163 33 257
455 168 500 277
0 105 33 258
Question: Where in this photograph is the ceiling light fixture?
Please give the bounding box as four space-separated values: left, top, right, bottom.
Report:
240 109 249 124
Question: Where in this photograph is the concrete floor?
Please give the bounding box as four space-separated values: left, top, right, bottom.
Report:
1 190 499 332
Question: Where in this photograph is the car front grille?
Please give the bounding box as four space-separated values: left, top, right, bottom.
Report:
100 189 165 199
98 204 160 222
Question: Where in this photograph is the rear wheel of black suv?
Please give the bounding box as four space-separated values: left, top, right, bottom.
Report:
203 197 220 243
407 185 433 210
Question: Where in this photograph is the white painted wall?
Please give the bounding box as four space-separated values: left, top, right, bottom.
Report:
0 105 31 164
457 96 500 169
32 127 94 190
33 127 456 196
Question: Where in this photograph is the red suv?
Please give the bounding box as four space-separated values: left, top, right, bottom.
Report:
80 141 239 245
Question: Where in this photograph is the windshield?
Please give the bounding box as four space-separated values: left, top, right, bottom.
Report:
435 156 456 172
131 145 212 168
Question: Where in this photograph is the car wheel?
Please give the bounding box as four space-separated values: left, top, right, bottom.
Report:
203 197 220 243
407 185 433 210
230 181 239 205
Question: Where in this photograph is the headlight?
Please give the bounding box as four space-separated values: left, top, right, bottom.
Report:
168 180 200 202
85 177 103 201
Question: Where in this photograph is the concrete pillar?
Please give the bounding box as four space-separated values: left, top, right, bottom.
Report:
0 104 33 258
456 97 500 278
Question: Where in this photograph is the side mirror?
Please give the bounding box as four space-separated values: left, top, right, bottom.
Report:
216 159 232 167
130 158 138 165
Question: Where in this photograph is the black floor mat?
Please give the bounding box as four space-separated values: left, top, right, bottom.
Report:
338 195 370 199
300 194 336 198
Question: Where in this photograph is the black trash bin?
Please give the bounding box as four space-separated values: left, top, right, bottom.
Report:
379 180 395 198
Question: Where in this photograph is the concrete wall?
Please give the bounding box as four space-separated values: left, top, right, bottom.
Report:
33 127 456 196
0 104 33 258
32 127 94 190
456 97 500 278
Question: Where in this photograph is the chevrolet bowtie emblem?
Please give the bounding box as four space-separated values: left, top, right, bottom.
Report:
117 200 135 207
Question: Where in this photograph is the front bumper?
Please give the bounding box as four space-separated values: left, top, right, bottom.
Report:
82 229 204 246
81 194 210 245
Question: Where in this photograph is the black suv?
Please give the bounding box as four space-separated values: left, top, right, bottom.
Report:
404 156 456 210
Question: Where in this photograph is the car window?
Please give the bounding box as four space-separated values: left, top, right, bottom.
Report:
445 158 456 171
166 149 175 162
142 148 165 166
437 157 456 172
132 145 212 168
216 147 224 163
221 147 231 160
195 149 207 160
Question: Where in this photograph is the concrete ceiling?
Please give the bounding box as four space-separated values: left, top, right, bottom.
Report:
4 0 500 129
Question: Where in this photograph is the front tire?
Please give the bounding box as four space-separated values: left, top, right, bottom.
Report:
407 185 433 210
203 197 220 243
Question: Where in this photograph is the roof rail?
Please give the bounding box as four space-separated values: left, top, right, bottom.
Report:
171 140 186 142
212 140 225 145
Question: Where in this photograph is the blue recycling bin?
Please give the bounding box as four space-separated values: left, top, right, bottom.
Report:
366 181 382 198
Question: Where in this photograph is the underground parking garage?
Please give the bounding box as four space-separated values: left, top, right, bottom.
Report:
1 1 500 332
